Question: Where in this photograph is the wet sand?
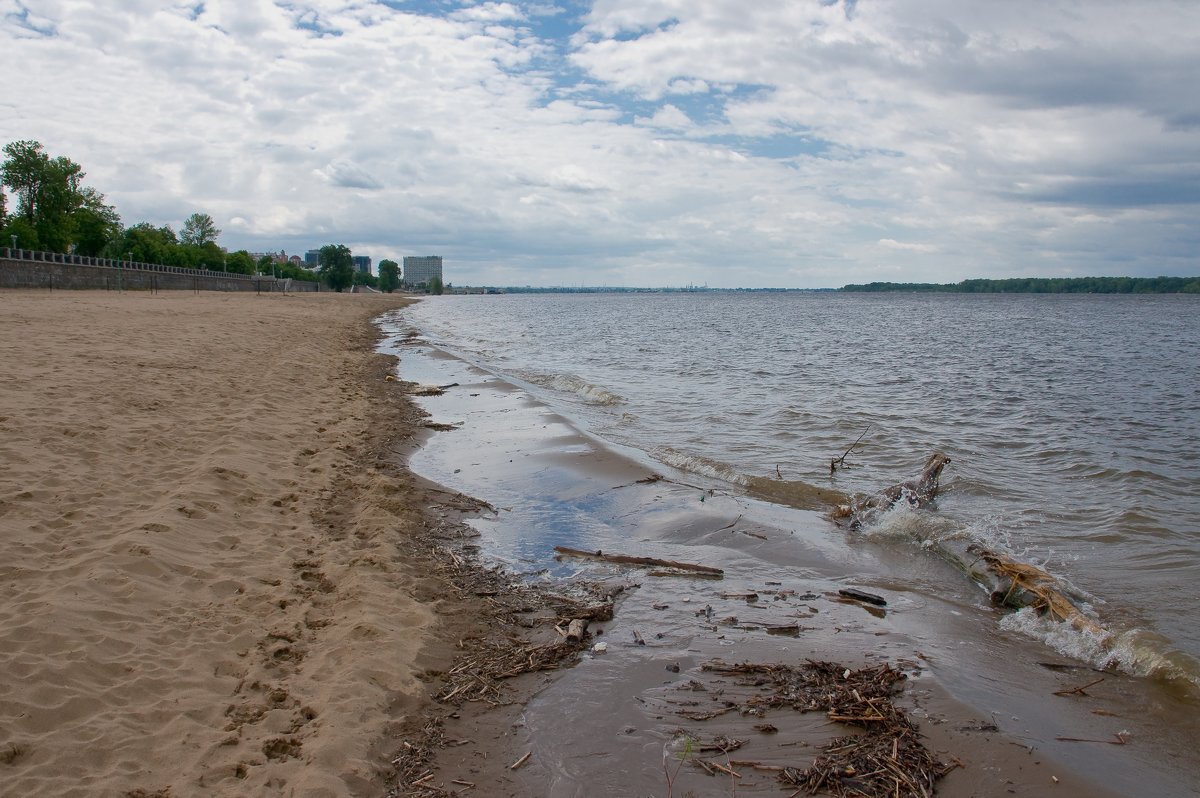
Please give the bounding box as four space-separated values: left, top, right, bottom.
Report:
0 291 485 796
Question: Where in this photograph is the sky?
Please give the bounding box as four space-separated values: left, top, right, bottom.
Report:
1 0 1198 288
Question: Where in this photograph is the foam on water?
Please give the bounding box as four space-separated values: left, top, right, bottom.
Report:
999 608 1200 690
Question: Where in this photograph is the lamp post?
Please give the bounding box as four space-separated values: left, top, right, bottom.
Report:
9 234 16 254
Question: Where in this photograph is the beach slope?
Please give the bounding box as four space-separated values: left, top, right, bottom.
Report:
0 291 448 796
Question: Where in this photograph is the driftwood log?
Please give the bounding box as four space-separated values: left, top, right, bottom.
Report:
831 453 1107 640
830 452 951 527
553 546 724 577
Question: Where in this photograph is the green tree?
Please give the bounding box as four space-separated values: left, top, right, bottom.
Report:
72 187 122 257
180 212 220 246
378 259 400 293
1 140 122 254
351 269 377 288
3 216 38 250
1 140 88 252
318 244 354 291
428 275 444 295
113 222 178 264
188 240 225 271
2 140 53 227
225 249 254 275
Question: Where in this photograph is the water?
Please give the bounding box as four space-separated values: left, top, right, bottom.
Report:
400 291 1200 687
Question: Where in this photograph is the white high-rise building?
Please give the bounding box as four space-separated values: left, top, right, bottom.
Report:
403 256 443 287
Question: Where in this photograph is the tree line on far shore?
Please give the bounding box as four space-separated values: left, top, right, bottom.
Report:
841 276 1200 294
0 139 389 292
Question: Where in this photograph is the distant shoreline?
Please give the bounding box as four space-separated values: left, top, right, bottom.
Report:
424 277 1200 295
840 276 1200 293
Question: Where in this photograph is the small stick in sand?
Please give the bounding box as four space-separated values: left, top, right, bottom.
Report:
510 751 532 770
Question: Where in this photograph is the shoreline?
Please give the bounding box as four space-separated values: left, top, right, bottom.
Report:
386 311 1195 797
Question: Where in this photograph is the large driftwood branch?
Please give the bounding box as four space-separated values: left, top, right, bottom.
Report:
829 453 1107 641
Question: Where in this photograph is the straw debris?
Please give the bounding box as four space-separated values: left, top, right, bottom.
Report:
693 660 953 798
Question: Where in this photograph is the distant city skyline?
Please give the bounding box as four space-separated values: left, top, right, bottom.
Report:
3 2 1197 288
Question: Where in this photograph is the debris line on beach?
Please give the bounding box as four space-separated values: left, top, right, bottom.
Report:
691 659 954 798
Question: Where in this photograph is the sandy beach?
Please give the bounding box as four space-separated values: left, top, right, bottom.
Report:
3 289 1191 798
0 290 476 796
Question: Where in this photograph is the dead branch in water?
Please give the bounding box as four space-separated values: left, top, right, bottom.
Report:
1053 677 1106 697
830 424 871 474
553 546 724 576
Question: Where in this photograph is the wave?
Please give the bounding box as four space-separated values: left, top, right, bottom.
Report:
1000 609 1200 691
861 502 1200 692
515 370 626 407
652 447 746 485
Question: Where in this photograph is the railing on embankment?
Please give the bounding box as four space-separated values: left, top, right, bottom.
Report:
0 247 320 292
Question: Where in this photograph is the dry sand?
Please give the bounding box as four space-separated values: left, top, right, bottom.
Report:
0 290 473 797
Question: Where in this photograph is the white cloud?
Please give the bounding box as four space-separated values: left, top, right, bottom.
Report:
450 2 525 23
879 239 938 254
1 0 1197 286
636 104 692 130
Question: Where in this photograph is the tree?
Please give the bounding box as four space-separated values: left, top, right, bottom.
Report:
72 187 122 257
1 140 88 252
189 240 225 271
318 244 354 291
2 140 122 254
3 216 38 250
2 140 53 226
113 223 178 264
428 275 444 295
180 212 220 246
378 259 400 293
225 250 254 275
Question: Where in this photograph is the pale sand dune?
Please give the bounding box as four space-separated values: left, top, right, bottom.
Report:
0 291 445 796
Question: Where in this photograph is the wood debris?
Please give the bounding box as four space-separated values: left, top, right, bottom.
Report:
389 533 624 796
685 660 953 798
837 588 888 606
554 546 724 577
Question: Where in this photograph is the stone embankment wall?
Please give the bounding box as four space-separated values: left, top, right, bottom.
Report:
0 248 319 292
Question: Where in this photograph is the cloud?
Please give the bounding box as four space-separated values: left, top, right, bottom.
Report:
318 160 385 190
636 103 692 130
1 0 1197 287
878 239 938 254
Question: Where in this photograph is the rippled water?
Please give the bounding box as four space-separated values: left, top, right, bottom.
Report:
404 291 1200 682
